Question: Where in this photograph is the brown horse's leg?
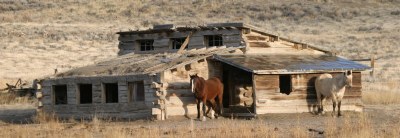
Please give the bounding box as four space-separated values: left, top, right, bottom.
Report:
196 99 200 119
218 92 223 117
202 98 207 121
205 99 216 119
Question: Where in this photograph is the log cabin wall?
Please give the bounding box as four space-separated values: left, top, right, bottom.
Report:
254 72 362 114
157 59 222 116
41 75 157 119
118 29 243 55
242 30 325 55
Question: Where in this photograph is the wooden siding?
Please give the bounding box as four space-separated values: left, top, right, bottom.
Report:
253 72 363 114
41 75 156 118
243 31 325 55
118 29 243 55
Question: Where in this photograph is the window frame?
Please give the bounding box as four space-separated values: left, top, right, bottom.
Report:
128 81 145 103
170 37 188 50
205 35 223 47
137 39 154 51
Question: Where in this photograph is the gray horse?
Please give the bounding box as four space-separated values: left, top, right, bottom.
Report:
315 71 353 117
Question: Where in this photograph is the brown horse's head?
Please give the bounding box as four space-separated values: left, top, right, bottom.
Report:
189 74 199 93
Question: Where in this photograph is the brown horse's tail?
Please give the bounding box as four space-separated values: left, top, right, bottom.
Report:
218 80 224 116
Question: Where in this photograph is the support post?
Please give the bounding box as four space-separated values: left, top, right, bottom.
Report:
370 55 375 77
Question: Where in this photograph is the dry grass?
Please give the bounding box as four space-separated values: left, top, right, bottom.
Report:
0 93 35 105
0 112 399 138
363 91 400 105
362 74 400 104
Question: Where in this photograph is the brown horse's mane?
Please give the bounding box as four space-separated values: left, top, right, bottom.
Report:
194 76 205 95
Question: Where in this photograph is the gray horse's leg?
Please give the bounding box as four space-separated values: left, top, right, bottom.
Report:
331 96 338 117
321 96 326 115
316 92 322 115
332 100 336 117
338 100 342 117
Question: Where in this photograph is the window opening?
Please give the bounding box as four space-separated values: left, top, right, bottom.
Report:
279 75 292 95
138 40 154 51
79 84 92 104
104 83 118 103
205 35 223 47
54 85 67 105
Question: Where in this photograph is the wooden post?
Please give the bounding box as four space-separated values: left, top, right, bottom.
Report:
177 32 193 54
370 56 375 77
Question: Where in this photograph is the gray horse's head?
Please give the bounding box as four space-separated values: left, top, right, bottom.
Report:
344 70 353 87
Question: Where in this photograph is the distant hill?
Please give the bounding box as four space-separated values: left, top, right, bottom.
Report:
0 0 399 91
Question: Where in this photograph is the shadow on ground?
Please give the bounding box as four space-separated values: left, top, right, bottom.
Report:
0 105 36 124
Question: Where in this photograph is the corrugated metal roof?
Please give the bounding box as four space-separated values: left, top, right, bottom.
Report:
214 54 371 74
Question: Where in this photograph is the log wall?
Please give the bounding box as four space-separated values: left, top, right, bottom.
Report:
242 31 325 55
254 72 363 114
118 29 243 55
41 75 158 119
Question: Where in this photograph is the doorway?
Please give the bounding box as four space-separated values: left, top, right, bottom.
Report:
222 63 254 115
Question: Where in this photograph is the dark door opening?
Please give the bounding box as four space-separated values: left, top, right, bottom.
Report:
104 83 118 103
222 67 230 108
222 63 254 114
79 84 92 104
54 85 67 105
279 75 292 95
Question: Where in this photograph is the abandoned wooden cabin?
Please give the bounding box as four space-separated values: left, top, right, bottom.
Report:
38 23 370 119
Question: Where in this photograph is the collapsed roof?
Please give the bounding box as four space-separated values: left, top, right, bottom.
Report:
56 46 242 78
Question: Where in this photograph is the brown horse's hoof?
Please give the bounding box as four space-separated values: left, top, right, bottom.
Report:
202 116 206 121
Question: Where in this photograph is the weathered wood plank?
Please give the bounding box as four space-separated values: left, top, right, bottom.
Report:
153 38 169 47
223 35 242 43
249 42 270 48
188 36 204 46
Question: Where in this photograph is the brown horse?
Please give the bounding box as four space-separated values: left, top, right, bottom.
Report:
190 74 223 121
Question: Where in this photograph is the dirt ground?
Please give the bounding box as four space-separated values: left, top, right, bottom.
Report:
0 104 399 137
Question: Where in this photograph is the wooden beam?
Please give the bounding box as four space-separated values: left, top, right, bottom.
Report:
370 55 375 77
177 32 193 54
